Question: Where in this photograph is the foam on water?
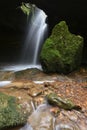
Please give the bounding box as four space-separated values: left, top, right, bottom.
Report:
0 81 11 87
2 64 42 72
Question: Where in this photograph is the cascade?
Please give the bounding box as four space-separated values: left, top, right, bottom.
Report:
1 5 48 72
21 6 48 65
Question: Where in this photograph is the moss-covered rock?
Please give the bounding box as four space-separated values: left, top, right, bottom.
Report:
20 2 36 22
40 21 84 74
0 92 28 130
20 2 32 16
46 93 81 110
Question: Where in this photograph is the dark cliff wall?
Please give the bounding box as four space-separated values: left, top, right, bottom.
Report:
0 0 87 35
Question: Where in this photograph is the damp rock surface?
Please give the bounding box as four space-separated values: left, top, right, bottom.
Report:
27 104 53 130
0 67 87 130
55 110 87 130
20 104 87 130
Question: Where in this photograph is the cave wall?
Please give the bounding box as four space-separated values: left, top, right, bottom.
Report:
0 0 87 35
0 0 87 63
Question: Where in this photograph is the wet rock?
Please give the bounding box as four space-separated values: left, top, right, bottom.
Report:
14 68 43 80
0 71 14 81
46 93 81 110
55 110 87 130
20 104 87 130
0 67 87 130
28 87 42 97
27 104 54 130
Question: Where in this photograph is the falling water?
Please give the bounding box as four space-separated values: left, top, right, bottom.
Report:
20 104 54 130
1 5 48 72
21 6 48 65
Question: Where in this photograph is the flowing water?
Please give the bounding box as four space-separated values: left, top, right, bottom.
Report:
20 104 54 130
21 6 48 65
0 81 11 87
1 6 48 72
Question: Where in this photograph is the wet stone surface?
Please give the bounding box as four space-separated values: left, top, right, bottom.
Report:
0 67 87 130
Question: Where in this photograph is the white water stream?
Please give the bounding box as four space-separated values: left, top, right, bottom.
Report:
21 6 48 65
1 6 48 72
0 81 11 87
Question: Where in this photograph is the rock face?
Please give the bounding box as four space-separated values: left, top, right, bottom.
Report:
40 21 84 74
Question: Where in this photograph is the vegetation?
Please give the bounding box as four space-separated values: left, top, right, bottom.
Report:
46 93 81 110
20 2 36 22
20 2 32 16
0 92 27 130
40 21 84 74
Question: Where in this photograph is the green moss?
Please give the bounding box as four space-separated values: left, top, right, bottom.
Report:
0 92 27 130
20 2 36 22
20 2 32 16
40 21 84 74
46 93 81 110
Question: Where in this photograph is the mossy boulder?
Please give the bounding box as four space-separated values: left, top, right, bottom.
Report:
40 21 84 74
46 93 81 110
0 92 28 130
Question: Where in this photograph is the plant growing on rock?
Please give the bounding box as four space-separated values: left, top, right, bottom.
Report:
40 21 84 74
0 92 28 130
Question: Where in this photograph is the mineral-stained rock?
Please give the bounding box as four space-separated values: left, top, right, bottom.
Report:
40 21 84 74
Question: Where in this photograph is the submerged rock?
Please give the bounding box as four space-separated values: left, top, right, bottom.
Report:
40 21 84 74
27 104 54 130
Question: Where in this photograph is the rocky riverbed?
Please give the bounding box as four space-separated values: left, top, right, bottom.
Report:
0 67 87 130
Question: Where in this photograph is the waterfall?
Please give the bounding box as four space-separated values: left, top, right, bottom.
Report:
21 6 48 65
1 5 48 72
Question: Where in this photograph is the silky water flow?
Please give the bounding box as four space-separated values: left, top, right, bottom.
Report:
2 6 48 72
21 6 48 65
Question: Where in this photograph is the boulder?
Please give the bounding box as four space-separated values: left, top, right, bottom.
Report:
40 21 84 74
0 92 31 129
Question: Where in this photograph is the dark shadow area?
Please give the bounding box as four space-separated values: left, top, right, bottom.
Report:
0 0 87 64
